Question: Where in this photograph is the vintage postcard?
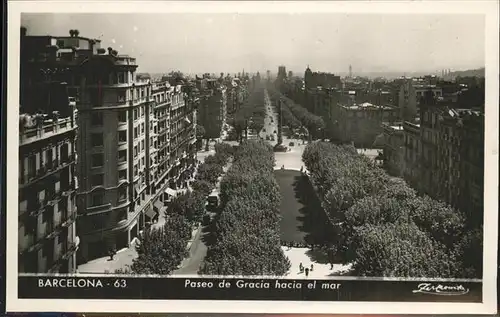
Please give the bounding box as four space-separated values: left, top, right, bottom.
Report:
4 0 499 314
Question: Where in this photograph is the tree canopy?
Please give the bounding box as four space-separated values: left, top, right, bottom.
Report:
200 140 290 276
130 214 191 275
302 141 482 278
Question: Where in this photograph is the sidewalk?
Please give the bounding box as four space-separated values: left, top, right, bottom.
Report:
77 240 139 274
283 247 352 278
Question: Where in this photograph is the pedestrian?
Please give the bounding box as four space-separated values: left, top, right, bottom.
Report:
310 264 314 272
305 267 309 277
330 263 334 270
299 263 304 273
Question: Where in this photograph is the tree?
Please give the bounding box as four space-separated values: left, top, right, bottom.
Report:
341 180 418 262
201 140 289 276
352 222 461 278
131 215 190 275
191 179 212 196
412 195 466 248
196 125 206 140
453 227 483 278
168 191 206 225
214 142 234 158
302 141 475 278
196 162 224 185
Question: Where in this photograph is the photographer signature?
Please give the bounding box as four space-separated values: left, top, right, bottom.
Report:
412 283 469 296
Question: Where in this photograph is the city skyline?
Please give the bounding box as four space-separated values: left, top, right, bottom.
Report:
21 13 485 75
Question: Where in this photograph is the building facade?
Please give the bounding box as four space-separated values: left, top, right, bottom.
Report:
74 52 156 263
418 98 484 222
381 123 405 177
304 66 342 90
335 103 398 147
399 93 484 223
19 27 82 273
398 79 417 122
18 110 78 273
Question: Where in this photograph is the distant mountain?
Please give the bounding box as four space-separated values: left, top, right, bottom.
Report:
447 68 485 78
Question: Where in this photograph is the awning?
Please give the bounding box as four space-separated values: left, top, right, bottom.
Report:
153 199 163 211
164 188 176 196
144 206 156 219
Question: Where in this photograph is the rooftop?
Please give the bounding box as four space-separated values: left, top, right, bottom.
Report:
342 102 394 110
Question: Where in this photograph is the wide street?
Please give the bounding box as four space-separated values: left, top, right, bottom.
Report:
261 89 351 277
77 89 356 276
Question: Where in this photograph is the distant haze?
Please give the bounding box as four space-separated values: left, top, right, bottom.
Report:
21 13 485 76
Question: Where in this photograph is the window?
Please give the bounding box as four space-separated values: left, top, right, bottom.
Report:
141 157 145 166
118 186 127 202
134 109 138 120
91 133 103 147
118 72 126 84
91 113 103 126
117 91 126 103
134 164 138 176
118 150 127 163
28 155 36 177
141 140 144 151
91 174 104 187
118 111 127 122
134 146 138 158
91 153 104 167
141 123 144 134
118 169 127 181
134 127 138 139
118 131 127 143
43 205 54 223
91 192 104 206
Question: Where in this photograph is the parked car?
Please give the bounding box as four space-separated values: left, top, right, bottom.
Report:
289 142 295 146
206 192 219 210
273 144 288 152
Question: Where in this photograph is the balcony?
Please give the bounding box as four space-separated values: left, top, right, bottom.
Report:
61 242 78 260
21 160 73 189
20 117 76 146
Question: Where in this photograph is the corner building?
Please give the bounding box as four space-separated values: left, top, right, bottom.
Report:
75 53 155 263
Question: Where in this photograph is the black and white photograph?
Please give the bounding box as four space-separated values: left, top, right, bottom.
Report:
5 0 498 314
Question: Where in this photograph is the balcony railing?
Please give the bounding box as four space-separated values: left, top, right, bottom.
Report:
21 159 73 188
20 117 76 145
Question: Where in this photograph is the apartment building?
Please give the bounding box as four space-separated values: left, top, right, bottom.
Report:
74 51 156 263
380 123 405 177
18 27 82 273
197 84 227 141
418 98 484 222
18 110 78 273
335 102 398 147
400 93 484 223
151 81 197 208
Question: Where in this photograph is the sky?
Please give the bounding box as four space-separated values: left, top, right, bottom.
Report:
21 13 485 76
